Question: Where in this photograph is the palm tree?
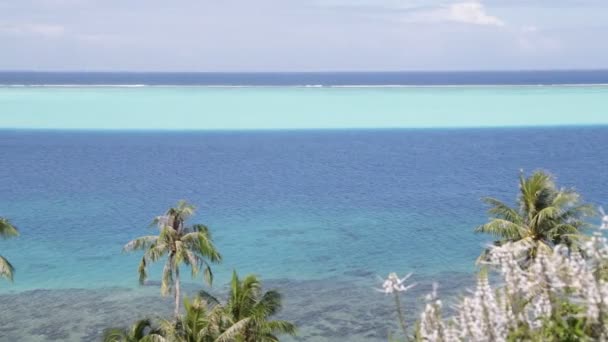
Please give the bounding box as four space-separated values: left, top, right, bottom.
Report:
102 318 166 342
127 272 296 342
124 201 222 318
475 170 595 262
0 217 19 281
213 271 296 342
160 295 225 342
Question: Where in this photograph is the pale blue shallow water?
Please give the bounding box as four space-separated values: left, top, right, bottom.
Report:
1 85 608 341
2 86 608 130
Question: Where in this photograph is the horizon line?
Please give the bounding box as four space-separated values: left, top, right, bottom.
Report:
2 69 608 74
1 124 607 133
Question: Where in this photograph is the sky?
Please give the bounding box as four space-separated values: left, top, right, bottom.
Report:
1 0 608 71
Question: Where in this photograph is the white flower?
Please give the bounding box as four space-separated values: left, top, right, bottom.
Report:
410 224 608 339
600 206 608 230
376 272 416 294
425 282 439 301
384 214 608 340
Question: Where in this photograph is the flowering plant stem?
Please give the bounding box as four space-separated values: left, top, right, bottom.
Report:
394 291 408 339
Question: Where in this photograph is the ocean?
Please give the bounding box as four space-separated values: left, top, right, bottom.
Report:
1 71 608 341
2 70 608 86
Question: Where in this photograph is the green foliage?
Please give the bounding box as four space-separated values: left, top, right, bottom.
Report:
161 295 227 342
124 201 222 317
211 271 296 342
0 217 19 281
507 300 588 342
475 170 595 263
121 201 294 341
121 272 296 342
0 218 18 238
102 319 166 342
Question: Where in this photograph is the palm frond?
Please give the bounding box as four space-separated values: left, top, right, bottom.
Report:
511 236 536 249
151 214 171 229
203 264 213 286
144 243 169 262
182 249 201 277
139 335 167 342
0 255 15 281
518 170 555 218
548 223 581 236
101 328 127 342
170 200 196 224
158 226 176 245
182 231 222 264
483 198 523 224
211 272 298 341
160 261 174 296
558 204 597 221
474 219 527 240
0 218 18 239
157 319 179 339
197 290 221 307
130 318 154 339
551 190 580 209
533 206 563 228
192 224 210 236
263 320 297 336
254 290 282 317
123 236 158 252
215 317 251 342
102 319 164 342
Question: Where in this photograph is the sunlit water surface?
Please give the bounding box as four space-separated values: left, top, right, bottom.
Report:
1 88 608 341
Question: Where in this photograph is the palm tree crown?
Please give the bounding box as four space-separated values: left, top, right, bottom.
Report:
160 295 224 342
102 318 166 342
213 271 296 342
475 170 595 261
160 272 296 342
0 217 19 281
124 201 222 317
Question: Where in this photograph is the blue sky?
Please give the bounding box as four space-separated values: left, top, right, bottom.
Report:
1 0 607 71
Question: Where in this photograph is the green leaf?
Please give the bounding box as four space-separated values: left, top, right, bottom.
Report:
0 255 16 282
0 218 18 239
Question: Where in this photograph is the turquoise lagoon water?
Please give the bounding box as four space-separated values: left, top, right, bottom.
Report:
1 86 608 341
2 86 608 130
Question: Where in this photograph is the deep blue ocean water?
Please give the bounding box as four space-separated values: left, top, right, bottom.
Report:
1 127 607 291
1 127 607 341
2 70 608 86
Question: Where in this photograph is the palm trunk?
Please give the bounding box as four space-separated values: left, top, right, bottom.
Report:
174 265 181 318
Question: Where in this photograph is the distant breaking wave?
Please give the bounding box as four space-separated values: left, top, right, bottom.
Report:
2 83 608 88
2 70 608 87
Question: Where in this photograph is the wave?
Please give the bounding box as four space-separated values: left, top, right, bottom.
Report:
2 83 608 88
0 84 148 88
329 83 608 88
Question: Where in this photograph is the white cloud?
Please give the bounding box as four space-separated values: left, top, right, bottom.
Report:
407 2 505 26
445 2 505 26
